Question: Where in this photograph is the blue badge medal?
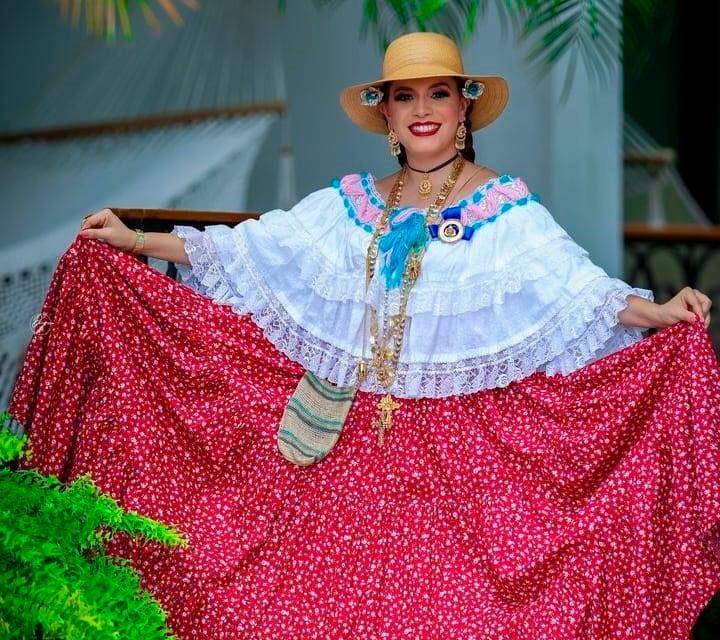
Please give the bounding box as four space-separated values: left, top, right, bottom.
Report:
427 205 473 243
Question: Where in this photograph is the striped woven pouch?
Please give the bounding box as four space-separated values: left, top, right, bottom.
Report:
277 371 357 466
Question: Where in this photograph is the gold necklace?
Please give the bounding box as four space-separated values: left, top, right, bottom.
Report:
356 154 466 447
406 152 460 199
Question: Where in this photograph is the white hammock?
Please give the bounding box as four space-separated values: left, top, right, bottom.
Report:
623 115 710 226
0 1 297 408
0 112 278 407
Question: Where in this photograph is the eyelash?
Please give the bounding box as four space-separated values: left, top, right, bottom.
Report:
394 90 450 102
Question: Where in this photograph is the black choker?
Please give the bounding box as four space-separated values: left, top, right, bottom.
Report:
405 152 460 174
405 153 461 199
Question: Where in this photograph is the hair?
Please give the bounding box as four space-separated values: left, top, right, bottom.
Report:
379 77 476 166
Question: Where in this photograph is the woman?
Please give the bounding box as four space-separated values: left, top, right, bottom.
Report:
10 32 720 639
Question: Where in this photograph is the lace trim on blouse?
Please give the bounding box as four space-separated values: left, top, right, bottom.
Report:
257 184 577 317
174 223 654 398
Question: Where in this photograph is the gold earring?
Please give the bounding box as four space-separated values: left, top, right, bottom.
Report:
387 128 401 157
454 122 467 150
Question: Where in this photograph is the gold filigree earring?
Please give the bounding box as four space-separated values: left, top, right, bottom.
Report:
454 121 467 150
387 128 401 157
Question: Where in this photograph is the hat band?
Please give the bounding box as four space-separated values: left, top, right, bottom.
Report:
379 63 469 84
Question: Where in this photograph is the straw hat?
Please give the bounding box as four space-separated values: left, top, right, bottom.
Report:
339 32 509 134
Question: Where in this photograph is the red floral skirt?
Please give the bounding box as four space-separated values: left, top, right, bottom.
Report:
9 237 720 639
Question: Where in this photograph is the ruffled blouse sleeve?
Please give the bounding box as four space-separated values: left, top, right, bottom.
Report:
170 184 373 387
171 185 366 308
170 173 655 398
427 196 655 383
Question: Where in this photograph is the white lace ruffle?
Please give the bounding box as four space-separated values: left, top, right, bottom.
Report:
209 190 595 318
394 279 653 397
174 219 654 398
272 219 365 301
365 235 594 316
175 224 363 384
273 225 590 316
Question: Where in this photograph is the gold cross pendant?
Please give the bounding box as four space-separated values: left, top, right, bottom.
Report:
374 393 401 448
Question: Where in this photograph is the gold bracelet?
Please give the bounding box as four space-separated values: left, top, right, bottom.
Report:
131 229 146 255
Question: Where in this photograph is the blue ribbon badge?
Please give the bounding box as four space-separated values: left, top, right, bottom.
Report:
427 205 474 243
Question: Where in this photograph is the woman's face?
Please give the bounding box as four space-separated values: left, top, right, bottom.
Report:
378 76 468 158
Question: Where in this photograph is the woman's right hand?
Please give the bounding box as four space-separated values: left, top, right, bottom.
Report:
78 208 137 252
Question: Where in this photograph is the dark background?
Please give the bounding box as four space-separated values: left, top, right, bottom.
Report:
624 0 720 224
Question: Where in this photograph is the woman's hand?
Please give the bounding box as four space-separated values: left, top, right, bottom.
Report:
656 287 712 329
78 208 137 252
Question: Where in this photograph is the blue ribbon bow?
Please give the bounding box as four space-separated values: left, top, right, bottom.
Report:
427 205 474 241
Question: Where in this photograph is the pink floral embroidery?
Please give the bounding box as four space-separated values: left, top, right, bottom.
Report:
337 173 535 234
462 178 531 226
339 174 384 225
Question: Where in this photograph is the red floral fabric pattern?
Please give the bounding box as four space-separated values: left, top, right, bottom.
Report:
9 237 720 640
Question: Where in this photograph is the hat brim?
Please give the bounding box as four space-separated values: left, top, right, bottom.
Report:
339 68 509 134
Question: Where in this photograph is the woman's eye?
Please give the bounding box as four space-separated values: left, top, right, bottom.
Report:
393 90 449 101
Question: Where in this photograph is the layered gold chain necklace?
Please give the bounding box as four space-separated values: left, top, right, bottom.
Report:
356 154 466 447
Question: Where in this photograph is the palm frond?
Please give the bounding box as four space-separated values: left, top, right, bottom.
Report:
504 0 623 100
304 0 635 99
51 0 663 99
56 0 199 41
301 0 496 50
622 0 674 73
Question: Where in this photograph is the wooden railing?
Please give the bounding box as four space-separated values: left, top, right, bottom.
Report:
623 222 720 348
0 101 286 143
623 222 720 293
115 208 259 279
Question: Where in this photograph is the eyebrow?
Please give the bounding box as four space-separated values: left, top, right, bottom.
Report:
392 82 451 92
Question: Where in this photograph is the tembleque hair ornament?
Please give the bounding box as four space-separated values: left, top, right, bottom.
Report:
462 79 485 100
360 86 384 107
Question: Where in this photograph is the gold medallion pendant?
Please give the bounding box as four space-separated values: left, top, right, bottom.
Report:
418 173 433 199
407 152 460 200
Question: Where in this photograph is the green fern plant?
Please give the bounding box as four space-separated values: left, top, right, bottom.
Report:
0 410 187 640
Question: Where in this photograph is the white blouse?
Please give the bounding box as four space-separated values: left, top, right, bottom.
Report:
172 171 654 398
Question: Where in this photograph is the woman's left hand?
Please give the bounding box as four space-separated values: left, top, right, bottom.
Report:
656 286 712 329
